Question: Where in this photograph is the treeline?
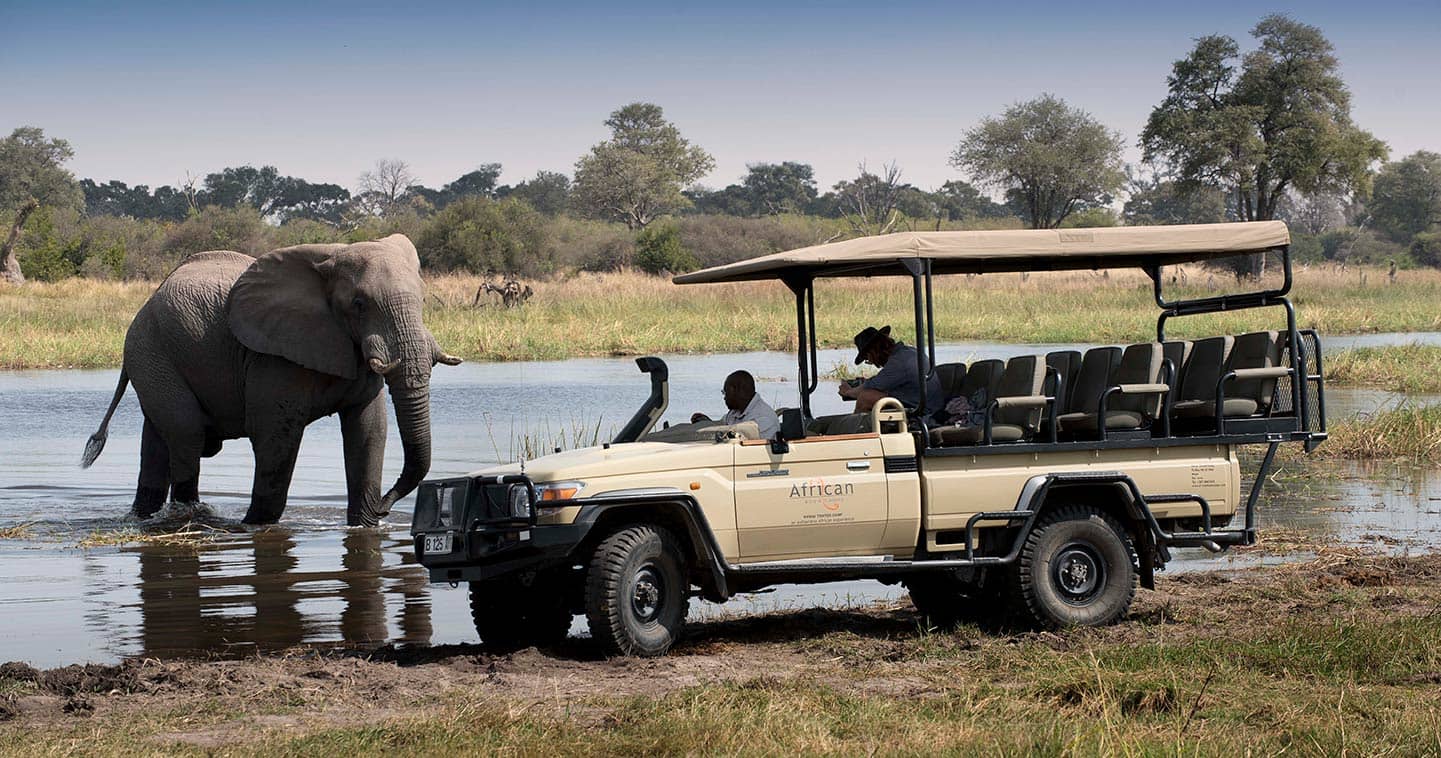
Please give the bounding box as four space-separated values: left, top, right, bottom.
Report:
3 15 1440 285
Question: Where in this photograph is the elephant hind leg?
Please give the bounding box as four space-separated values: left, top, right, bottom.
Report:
202 428 223 458
133 418 170 519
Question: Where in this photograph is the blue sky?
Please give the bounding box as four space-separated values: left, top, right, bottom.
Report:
3 0 1438 194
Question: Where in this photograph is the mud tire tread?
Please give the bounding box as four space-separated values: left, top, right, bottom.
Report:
469 576 571 652
584 524 689 657
1012 504 1137 631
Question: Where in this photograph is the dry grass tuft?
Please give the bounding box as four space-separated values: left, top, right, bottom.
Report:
0 522 37 540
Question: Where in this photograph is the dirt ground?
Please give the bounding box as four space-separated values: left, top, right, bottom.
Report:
3 550 1440 752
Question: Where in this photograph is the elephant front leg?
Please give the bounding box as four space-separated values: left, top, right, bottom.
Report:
243 430 303 525
340 390 388 527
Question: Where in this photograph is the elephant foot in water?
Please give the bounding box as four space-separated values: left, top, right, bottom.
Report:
242 494 287 526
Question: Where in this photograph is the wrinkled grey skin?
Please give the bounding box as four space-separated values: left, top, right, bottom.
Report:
82 234 461 527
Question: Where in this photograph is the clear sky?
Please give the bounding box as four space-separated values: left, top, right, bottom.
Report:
3 0 1437 194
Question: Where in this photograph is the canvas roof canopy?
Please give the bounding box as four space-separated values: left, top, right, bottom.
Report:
673 221 1291 284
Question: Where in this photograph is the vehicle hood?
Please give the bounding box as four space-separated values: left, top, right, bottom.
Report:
461 441 735 483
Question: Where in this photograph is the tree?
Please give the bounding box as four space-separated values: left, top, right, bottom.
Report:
0 127 84 284
572 103 714 229
1122 168 1227 226
415 197 551 276
356 158 415 217
932 180 1012 223
742 162 817 215
832 162 909 235
199 165 351 223
1368 151 1441 243
950 94 1125 229
502 170 571 215
1141 15 1387 227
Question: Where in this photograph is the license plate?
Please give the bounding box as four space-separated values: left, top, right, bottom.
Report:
423 533 452 555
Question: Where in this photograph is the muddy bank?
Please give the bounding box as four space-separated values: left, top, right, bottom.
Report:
3 552 1440 753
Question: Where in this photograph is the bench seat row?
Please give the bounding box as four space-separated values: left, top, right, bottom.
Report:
928 332 1289 447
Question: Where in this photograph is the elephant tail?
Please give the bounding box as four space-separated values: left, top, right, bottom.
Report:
81 368 129 469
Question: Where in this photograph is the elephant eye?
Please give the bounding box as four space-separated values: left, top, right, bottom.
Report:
351 297 366 314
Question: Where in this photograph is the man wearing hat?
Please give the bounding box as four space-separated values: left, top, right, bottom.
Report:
839 325 944 418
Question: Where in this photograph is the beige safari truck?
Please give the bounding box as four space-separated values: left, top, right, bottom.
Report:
411 221 1326 656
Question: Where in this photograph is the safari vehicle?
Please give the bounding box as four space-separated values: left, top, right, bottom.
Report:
411 221 1326 656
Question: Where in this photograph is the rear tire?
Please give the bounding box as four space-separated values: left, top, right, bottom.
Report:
904 569 998 629
469 573 571 652
585 524 689 657
1011 505 1137 630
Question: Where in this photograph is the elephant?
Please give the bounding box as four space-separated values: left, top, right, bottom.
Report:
81 234 462 527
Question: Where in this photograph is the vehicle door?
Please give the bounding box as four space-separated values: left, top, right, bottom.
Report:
732 432 889 562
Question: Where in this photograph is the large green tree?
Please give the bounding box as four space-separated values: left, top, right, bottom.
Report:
742 162 818 216
1141 15 1387 227
1 127 84 284
1368 151 1441 243
572 103 714 229
950 94 1125 229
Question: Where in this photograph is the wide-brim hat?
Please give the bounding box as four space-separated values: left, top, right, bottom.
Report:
853 325 891 365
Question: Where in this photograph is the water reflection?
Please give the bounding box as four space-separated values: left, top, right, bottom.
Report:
123 530 433 659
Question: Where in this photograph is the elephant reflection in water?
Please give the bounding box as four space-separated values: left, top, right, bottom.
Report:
131 531 432 657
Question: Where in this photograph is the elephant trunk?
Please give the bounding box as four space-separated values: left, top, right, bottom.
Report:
354 293 435 527
369 380 431 525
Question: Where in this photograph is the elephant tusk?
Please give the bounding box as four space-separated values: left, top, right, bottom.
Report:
432 340 463 366
369 356 401 375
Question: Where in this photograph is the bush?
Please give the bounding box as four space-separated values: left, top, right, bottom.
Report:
1319 227 1409 266
633 222 696 275
672 214 841 269
1412 232 1441 268
163 205 270 259
416 197 551 276
545 214 635 271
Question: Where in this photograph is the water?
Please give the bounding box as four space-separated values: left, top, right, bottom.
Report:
1 335 1437 667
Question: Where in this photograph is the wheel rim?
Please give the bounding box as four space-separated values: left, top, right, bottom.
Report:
1052 542 1105 605
631 563 665 623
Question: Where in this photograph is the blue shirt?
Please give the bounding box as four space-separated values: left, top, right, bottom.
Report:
862 343 945 417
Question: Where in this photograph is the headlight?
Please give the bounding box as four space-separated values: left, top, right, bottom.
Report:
436 484 456 526
508 484 532 519
533 481 585 502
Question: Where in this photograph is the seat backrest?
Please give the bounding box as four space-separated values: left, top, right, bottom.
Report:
1068 346 1122 414
1227 331 1283 411
957 358 1003 403
994 355 1047 429
1162 340 1192 390
1112 343 1164 417
1045 350 1081 407
934 362 967 399
1178 335 1234 403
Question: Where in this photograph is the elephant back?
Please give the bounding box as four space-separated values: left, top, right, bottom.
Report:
134 250 256 352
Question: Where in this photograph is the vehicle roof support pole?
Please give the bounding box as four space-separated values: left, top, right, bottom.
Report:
783 274 815 419
901 258 930 422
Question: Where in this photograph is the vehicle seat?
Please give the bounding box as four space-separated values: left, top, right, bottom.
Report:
1059 343 1165 434
1170 336 1235 420
1225 331 1285 416
1043 350 1082 428
929 355 1046 445
935 362 968 400
1054 346 1120 431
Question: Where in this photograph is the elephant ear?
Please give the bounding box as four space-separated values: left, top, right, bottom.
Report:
380 233 422 272
227 244 358 379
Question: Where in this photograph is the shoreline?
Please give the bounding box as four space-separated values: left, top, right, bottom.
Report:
2 552 1438 754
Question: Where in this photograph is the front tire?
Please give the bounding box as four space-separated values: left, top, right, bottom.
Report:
469 573 571 652
1012 505 1137 630
584 524 690 657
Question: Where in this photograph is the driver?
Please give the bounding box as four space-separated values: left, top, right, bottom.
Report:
691 370 780 439
838 325 944 418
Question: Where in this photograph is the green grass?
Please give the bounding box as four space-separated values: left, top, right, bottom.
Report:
1311 402 1441 461
1326 343 1441 394
4 264 1441 369
8 613 1441 755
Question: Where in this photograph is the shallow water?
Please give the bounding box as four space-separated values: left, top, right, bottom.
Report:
1 336 1437 667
